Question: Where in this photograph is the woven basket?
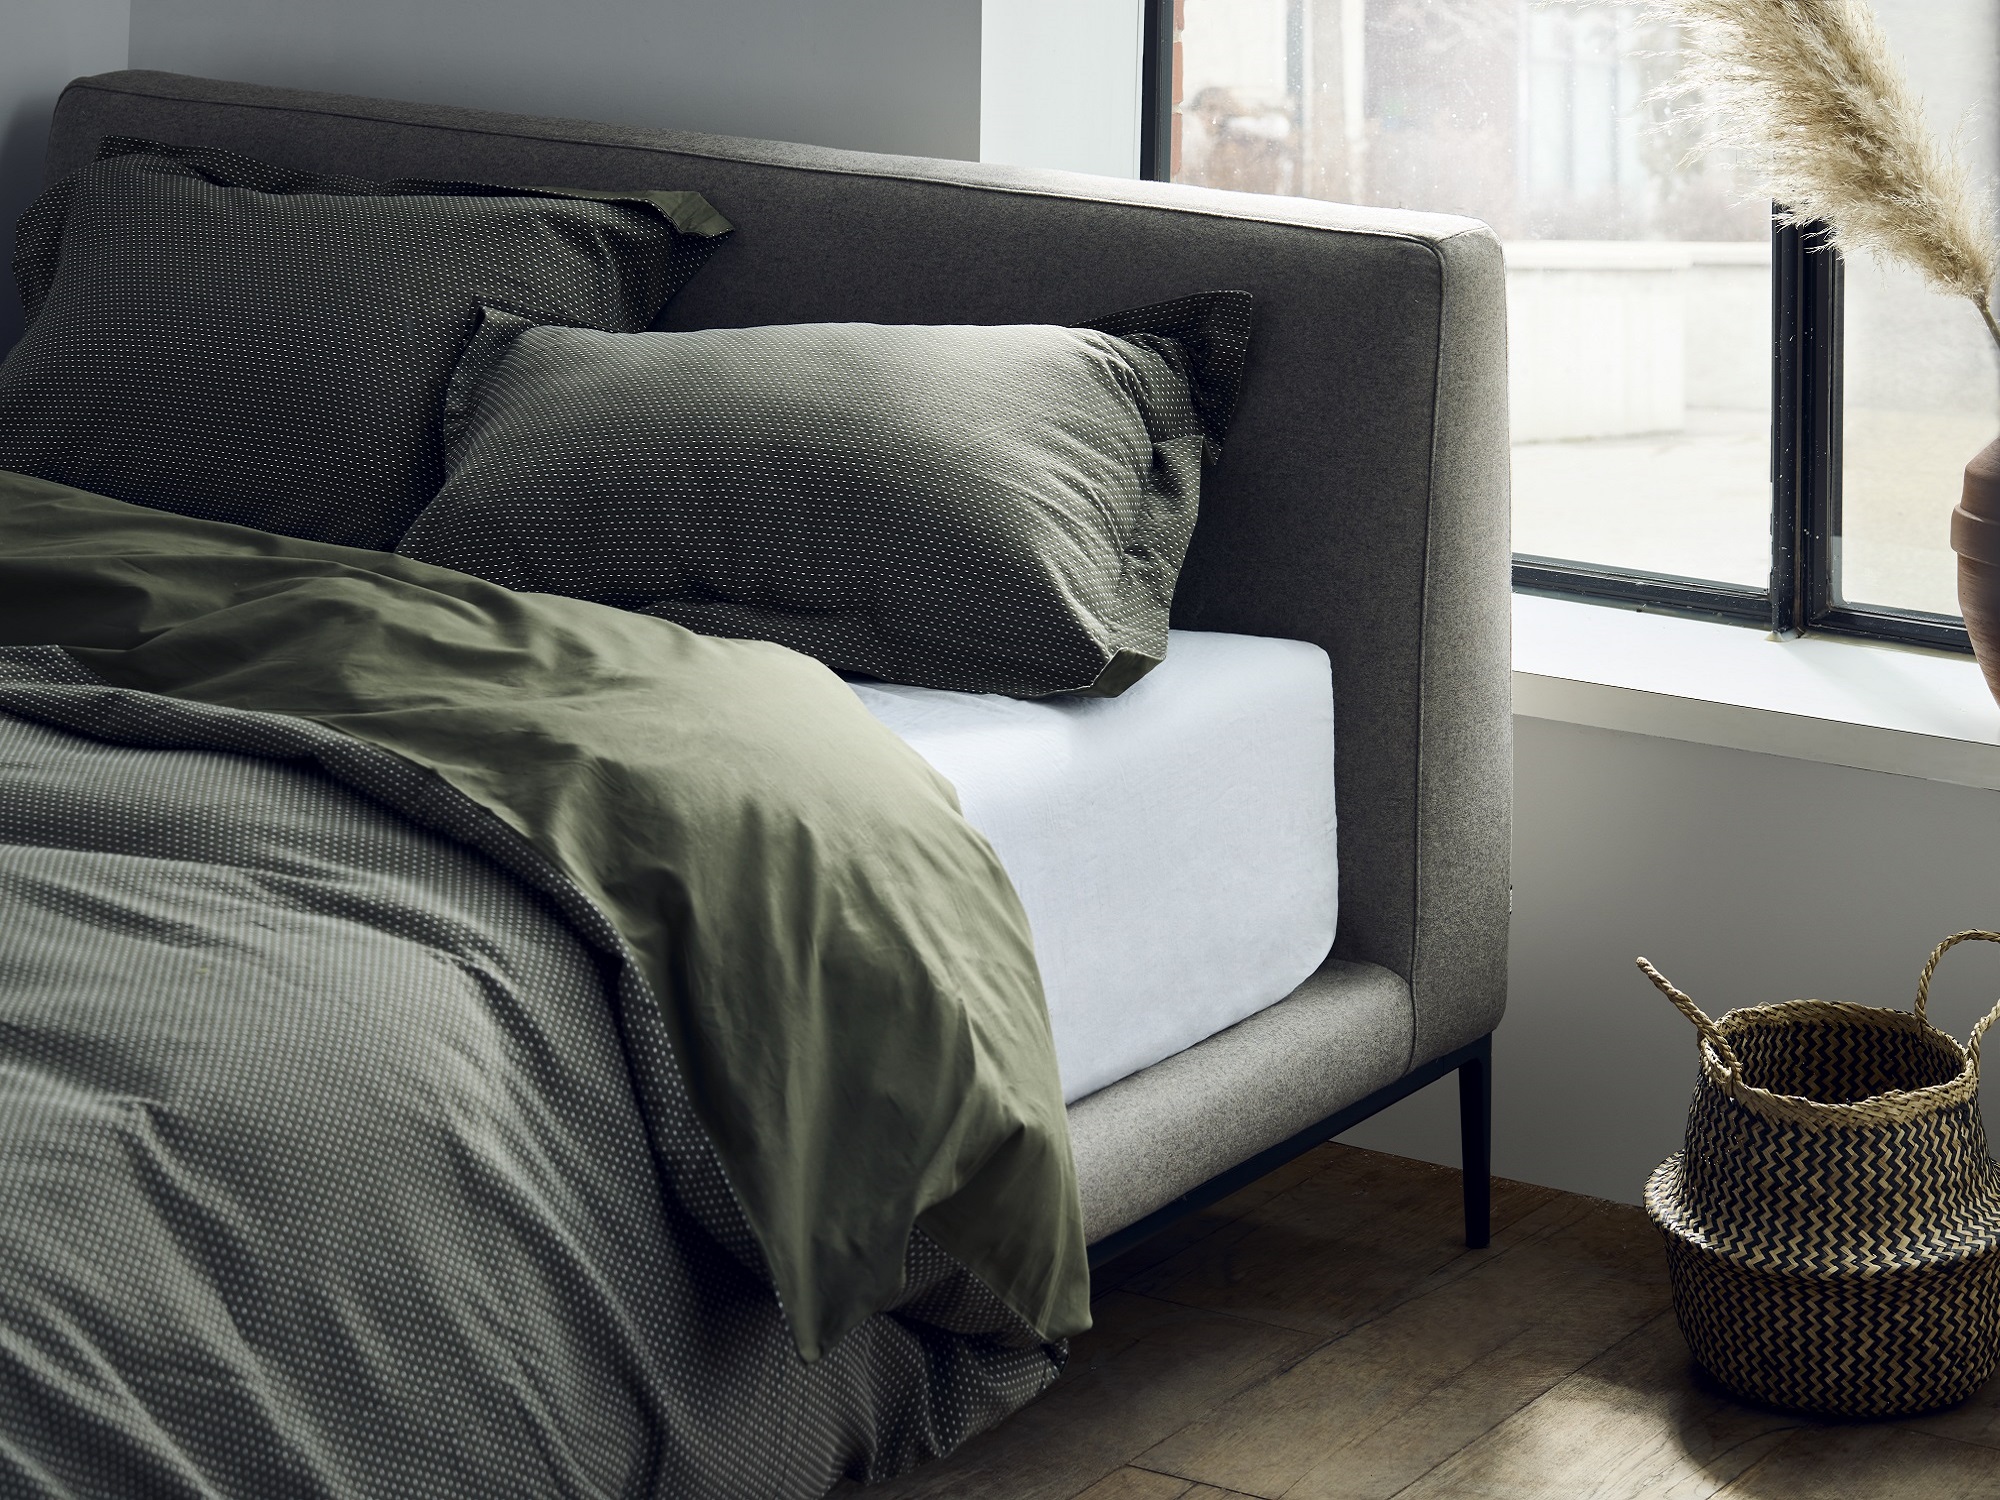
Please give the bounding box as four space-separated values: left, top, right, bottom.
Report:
1640 931 2000 1418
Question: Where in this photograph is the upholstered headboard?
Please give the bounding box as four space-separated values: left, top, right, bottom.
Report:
43 69 1512 1069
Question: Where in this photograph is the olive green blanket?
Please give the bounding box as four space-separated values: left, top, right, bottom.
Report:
0 469 1089 1362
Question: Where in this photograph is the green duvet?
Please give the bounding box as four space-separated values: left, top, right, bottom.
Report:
0 469 1089 1362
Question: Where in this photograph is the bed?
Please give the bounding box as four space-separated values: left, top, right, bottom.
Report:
0 70 1511 1497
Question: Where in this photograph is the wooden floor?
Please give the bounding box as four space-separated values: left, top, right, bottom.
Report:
862 1144 2000 1500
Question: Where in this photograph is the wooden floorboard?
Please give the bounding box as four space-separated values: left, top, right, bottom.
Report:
855 1144 2000 1500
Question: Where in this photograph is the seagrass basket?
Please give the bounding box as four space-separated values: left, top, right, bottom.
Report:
1639 931 2000 1418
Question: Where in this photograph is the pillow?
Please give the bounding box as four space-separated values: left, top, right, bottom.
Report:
395 292 1253 697
0 136 731 550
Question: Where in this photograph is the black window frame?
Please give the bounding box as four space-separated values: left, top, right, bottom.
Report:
1137 1 1974 655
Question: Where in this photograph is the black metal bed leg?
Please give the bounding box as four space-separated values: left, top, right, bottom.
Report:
1458 1033 1493 1249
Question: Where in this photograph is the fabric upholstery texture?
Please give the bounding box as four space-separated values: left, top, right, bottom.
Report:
0 134 730 549
38 70 1514 1242
398 293 1251 697
1066 960 1412 1243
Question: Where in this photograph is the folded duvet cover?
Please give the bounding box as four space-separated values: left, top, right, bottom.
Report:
0 470 1088 1496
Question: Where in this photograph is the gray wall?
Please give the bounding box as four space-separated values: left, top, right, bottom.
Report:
0 0 129 349
126 0 981 159
1345 714 2000 1204
2 0 982 353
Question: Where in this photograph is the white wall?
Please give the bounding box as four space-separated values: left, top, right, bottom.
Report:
0 0 130 350
1344 714 2000 1205
1505 242 1688 442
125 0 982 159
1505 240 1769 444
1683 245 1771 414
980 0 1142 178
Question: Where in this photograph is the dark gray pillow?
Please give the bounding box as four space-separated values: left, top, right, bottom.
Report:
0 136 731 550
396 292 1253 697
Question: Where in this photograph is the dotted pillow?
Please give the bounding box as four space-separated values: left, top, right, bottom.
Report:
396 292 1253 697
0 136 732 550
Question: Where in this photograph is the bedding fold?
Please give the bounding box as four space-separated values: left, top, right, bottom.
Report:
0 468 1089 1365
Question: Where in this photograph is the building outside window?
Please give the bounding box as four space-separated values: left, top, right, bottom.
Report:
1169 0 2000 632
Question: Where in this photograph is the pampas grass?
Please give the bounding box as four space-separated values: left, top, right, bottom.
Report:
1654 0 2000 349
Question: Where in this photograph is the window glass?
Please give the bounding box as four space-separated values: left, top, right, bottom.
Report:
1833 0 2000 619
1175 0 1772 587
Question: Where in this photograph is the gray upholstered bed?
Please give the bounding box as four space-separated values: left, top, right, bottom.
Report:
6 68 1511 1494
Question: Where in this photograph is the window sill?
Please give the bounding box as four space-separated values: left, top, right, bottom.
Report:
1513 593 2000 790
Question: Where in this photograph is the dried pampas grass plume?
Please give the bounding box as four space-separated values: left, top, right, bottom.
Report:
1655 0 2000 349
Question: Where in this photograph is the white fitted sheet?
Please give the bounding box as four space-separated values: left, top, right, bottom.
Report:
851 630 1337 1102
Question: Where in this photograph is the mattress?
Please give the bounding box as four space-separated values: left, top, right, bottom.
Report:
852 629 1337 1102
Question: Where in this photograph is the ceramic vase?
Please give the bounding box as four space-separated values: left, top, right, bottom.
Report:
1952 435 2000 709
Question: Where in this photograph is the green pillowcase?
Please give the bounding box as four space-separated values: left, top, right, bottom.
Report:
396 292 1252 697
0 136 731 550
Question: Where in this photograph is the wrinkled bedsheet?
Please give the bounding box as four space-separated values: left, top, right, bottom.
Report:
0 660 1058 1497
0 469 1088 1496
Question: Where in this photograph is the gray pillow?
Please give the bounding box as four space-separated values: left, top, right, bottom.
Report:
0 136 731 550
396 292 1253 697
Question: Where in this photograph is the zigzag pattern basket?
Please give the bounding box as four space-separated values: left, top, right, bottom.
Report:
1640 932 2000 1418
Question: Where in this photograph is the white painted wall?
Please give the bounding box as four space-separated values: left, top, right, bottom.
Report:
979 0 1142 177
1505 240 1770 443
126 0 983 159
1683 244 1772 415
1505 242 1689 442
0 0 130 350
1345 714 2000 1205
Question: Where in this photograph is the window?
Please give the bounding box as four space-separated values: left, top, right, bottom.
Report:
1145 0 2000 649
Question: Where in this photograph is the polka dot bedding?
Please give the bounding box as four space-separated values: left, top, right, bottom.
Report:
0 645 1062 1497
0 136 730 550
396 291 1253 698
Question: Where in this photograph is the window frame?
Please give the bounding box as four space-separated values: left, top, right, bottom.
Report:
1137 3 1975 656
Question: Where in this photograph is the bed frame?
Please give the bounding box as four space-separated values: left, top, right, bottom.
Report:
42 70 1513 1261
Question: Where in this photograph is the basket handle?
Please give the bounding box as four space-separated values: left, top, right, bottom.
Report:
1636 957 1744 1082
1914 930 2000 1076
